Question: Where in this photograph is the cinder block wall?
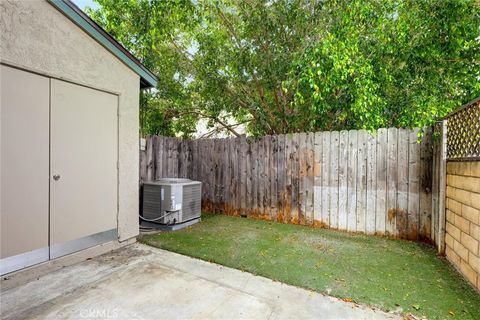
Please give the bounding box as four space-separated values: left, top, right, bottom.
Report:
445 161 480 291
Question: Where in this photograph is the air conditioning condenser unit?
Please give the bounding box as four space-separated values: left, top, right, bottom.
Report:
141 178 202 230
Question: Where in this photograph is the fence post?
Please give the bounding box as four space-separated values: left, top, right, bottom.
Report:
146 136 155 182
139 137 147 183
437 120 447 254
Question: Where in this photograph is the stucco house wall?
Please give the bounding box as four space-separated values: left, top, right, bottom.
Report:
0 0 140 242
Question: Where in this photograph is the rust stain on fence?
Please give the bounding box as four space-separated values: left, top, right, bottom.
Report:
276 192 285 223
313 220 328 228
395 208 408 239
387 207 419 240
202 199 216 214
387 208 396 223
407 221 419 241
285 187 292 222
248 209 272 221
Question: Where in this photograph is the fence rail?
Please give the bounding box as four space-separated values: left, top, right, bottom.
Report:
141 127 437 240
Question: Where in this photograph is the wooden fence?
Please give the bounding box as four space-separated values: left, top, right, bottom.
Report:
140 127 437 241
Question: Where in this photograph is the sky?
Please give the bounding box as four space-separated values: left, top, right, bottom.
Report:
72 0 99 11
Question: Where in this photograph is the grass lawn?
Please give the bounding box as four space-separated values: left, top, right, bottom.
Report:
140 213 480 319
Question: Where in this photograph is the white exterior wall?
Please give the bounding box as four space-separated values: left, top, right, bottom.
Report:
0 0 140 241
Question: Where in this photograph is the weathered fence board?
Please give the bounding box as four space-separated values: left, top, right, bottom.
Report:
321 131 330 227
386 128 398 235
277 135 286 221
146 137 154 181
252 138 259 214
153 136 161 180
397 128 409 237
357 130 367 233
329 131 339 230
141 127 436 240
419 128 432 240
292 135 300 223
366 133 377 234
285 134 293 222
305 133 314 224
407 128 420 239
375 128 387 234
338 131 348 230
347 130 357 232
313 132 322 225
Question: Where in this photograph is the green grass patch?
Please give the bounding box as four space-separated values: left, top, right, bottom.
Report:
140 213 480 319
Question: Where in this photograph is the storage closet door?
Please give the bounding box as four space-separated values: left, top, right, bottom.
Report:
0 65 50 275
49 79 118 258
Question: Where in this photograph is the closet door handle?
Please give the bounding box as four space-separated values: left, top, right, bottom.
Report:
53 174 61 181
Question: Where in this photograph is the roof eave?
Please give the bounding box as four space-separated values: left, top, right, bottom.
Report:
48 0 158 88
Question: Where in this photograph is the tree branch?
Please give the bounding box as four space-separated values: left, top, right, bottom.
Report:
174 110 245 137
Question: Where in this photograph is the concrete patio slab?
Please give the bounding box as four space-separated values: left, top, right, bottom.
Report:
1 243 400 320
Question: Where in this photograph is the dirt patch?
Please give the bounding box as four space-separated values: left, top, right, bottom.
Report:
93 245 147 267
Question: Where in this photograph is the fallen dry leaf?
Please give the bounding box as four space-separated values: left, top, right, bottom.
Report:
412 304 421 310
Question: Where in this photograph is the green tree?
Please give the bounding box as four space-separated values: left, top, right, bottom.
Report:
88 0 480 137
87 0 197 137
292 0 480 131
